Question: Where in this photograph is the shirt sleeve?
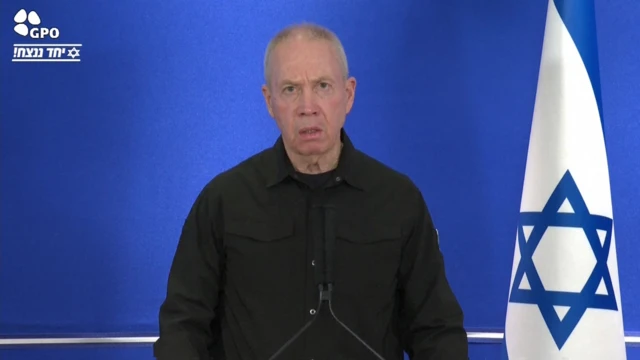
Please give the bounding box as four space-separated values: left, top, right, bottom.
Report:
398 187 469 360
153 187 222 360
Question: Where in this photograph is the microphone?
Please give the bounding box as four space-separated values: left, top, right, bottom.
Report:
267 204 387 360
321 205 387 360
323 204 335 287
266 202 327 360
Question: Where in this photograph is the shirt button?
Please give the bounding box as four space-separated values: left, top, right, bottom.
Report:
335 176 342 182
309 309 316 315
311 260 315 266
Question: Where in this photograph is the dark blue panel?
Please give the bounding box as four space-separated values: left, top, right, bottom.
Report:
2 343 639 360
0 344 154 360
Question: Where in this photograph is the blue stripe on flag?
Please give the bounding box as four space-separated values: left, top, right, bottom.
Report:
553 0 603 129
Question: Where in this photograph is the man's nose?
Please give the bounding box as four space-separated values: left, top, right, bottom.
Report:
297 89 318 116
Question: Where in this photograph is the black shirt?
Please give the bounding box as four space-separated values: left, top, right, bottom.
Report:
153 130 468 360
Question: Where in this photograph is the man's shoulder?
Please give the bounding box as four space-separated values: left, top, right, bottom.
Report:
353 148 421 196
353 149 432 227
198 146 275 198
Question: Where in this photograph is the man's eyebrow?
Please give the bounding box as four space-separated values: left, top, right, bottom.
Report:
279 76 334 86
279 79 300 86
313 76 333 83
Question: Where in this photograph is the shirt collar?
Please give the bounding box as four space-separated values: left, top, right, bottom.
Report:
266 128 366 191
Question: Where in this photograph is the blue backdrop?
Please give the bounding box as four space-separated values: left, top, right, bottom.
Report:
1 0 638 359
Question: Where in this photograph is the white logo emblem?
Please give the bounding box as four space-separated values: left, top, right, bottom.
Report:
12 9 82 63
14 9 40 36
14 9 59 39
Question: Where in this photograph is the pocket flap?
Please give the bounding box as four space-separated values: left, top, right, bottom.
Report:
337 222 403 244
225 217 294 242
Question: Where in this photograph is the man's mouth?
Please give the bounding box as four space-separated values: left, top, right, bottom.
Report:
299 127 322 135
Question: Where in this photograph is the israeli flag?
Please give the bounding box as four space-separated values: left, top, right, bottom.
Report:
501 0 627 359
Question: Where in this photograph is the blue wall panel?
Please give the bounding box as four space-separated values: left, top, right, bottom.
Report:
1 0 638 356
0 345 154 360
2 344 640 360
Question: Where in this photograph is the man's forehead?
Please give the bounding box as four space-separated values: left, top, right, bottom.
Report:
277 64 335 81
270 41 341 83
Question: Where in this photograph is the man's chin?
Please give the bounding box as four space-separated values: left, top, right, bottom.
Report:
296 144 329 157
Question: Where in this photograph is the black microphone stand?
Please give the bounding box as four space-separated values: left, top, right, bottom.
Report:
267 204 387 360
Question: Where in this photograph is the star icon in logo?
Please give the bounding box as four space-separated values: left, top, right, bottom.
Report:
508 170 617 349
67 47 80 59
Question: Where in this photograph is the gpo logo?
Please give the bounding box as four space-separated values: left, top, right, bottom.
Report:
11 8 82 63
13 9 59 39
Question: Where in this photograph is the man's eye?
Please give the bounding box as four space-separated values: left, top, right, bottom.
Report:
284 86 295 93
319 82 329 89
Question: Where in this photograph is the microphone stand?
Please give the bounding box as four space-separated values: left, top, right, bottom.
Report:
267 204 387 360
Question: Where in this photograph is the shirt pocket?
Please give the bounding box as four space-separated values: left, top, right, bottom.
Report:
335 222 404 297
223 217 295 260
222 217 298 297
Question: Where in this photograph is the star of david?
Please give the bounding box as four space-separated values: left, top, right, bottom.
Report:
508 169 618 349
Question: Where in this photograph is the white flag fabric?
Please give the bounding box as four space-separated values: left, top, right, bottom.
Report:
501 0 627 359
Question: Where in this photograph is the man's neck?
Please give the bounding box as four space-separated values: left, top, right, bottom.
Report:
286 142 343 175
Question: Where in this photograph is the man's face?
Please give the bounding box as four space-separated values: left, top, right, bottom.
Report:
262 37 356 157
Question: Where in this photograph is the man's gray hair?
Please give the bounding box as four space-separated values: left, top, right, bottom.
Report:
263 22 349 85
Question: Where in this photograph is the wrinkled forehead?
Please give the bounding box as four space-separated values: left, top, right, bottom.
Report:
269 38 343 85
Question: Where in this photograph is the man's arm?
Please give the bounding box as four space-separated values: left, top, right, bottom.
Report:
154 187 222 360
398 186 468 360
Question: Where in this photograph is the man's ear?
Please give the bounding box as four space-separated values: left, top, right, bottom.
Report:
345 76 357 115
262 84 274 118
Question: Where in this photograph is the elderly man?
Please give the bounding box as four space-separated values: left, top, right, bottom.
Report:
154 23 468 360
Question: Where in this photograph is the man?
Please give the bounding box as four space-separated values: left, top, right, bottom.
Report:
154 23 468 360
